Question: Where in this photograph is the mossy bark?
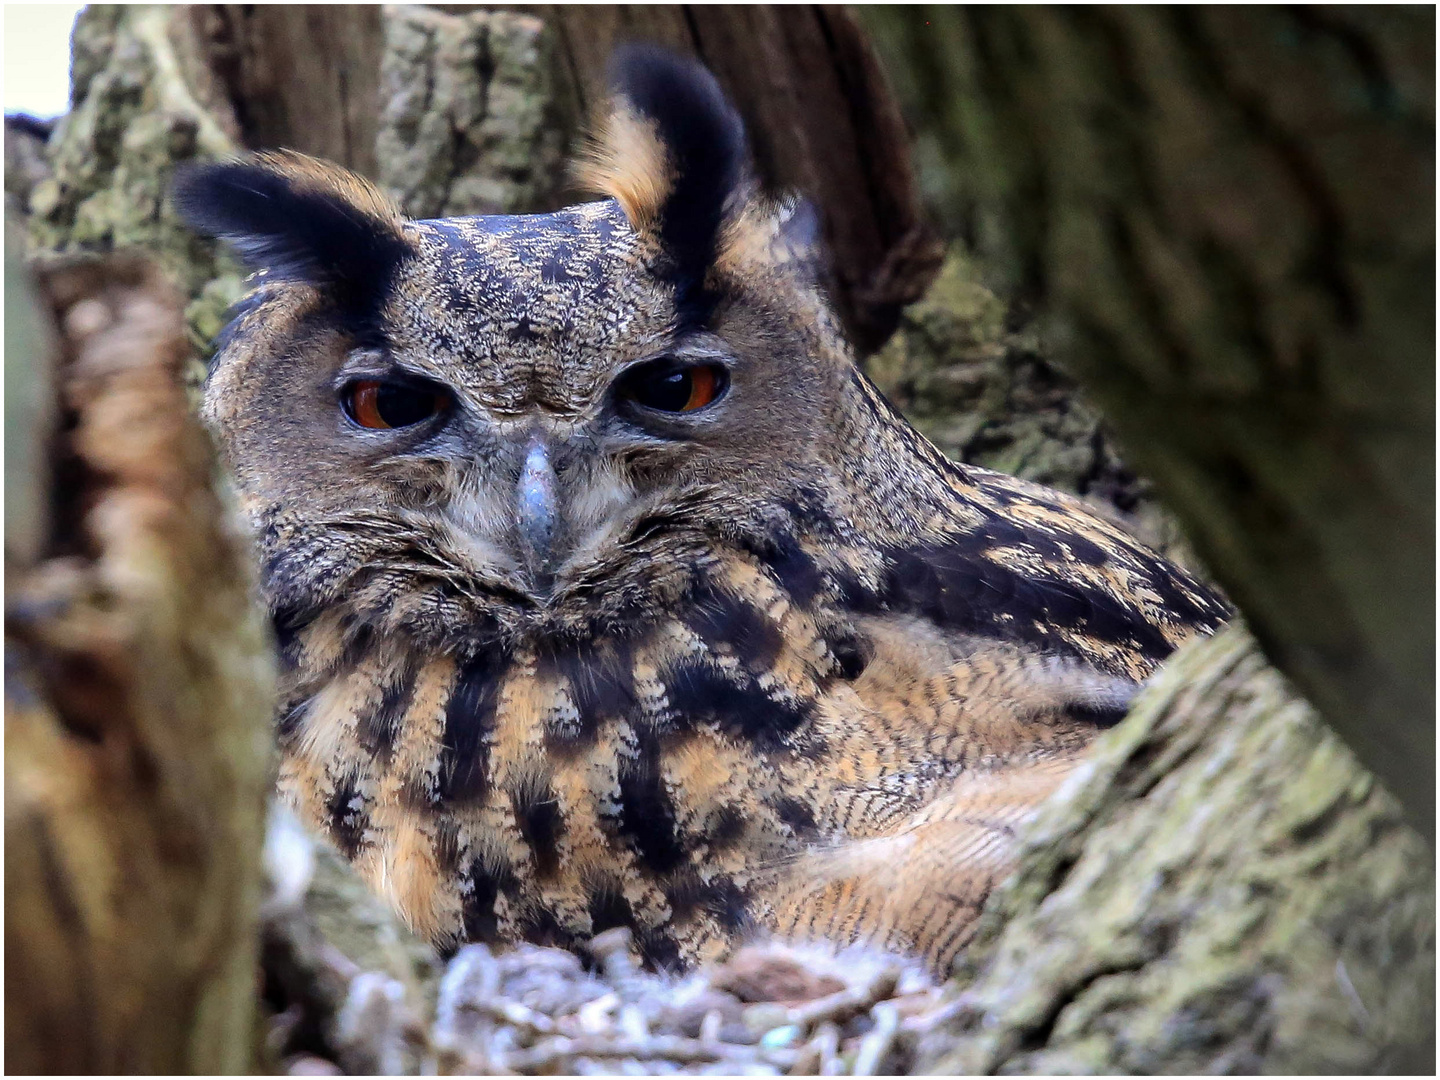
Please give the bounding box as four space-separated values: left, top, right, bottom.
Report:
25 4 248 381
862 5 1436 839
375 6 570 219
4 116 54 219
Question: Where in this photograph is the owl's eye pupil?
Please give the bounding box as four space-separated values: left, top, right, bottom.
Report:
342 380 448 430
618 360 727 414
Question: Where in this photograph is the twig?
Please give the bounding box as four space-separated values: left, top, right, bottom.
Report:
497 1033 797 1072
788 967 901 1030
851 1001 899 1076
457 997 557 1038
815 1022 844 1076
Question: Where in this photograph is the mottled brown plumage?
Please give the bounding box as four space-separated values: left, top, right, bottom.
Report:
179 47 1228 974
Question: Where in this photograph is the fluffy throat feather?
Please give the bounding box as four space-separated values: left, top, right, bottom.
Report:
265 481 1225 695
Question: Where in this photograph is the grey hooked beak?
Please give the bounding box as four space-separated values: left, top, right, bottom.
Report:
516 438 557 584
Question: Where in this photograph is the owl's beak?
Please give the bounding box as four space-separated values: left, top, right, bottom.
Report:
515 438 558 586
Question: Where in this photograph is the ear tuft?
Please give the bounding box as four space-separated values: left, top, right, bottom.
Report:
173 151 411 329
577 45 748 311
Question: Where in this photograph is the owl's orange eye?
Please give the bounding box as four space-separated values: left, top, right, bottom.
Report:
342 380 449 430
618 360 728 414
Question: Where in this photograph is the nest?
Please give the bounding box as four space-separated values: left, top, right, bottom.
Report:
260 807 954 1076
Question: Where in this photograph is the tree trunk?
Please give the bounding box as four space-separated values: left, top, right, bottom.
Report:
862 4 1436 840
3 241 275 1072
197 5 386 179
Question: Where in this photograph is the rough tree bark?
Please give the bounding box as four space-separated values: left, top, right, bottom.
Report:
195 5 386 179
3 241 275 1072
26 4 248 380
863 4 1437 840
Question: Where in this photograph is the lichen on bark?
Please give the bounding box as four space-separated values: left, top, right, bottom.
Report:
376 6 570 219
4 116 54 219
25 4 248 383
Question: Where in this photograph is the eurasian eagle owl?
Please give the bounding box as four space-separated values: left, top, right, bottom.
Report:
178 46 1227 973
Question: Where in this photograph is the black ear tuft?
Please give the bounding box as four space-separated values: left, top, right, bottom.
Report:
609 44 747 273
584 44 749 319
173 153 412 335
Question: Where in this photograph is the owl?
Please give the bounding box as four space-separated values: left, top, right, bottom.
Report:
177 46 1228 974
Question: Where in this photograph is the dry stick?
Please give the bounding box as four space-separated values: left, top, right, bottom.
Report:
788 1036 822 1076
898 993 975 1037
787 968 901 1030
814 1022 844 1076
497 1034 799 1072
457 998 557 1039
430 944 503 1072
851 1001 900 1076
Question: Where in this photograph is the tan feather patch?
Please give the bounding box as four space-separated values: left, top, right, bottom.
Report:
250 149 406 235
574 103 674 233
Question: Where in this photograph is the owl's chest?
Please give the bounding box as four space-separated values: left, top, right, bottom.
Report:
273 564 1099 972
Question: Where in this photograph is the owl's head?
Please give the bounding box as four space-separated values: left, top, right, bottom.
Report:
177 46 885 648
